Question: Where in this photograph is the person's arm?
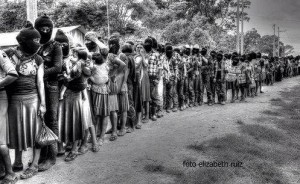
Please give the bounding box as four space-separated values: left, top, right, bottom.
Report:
0 51 18 88
44 44 63 78
114 56 126 74
37 63 46 118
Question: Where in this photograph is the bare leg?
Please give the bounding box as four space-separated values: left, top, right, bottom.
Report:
110 111 118 141
30 148 41 168
99 116 108 144
0 145 15 175
118 111 127 136
144 101 150 122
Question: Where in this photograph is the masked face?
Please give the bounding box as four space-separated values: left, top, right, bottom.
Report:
59 42 69 57
20 38 41 55
201 50 207 56
85 40 97 51
109 43 120 54
38 26 52 44
232 58 239 66
144 43 152 52
192 49 199 55
185 49 191 56
94 54 105 65
166 50 173 58
217 55 223 62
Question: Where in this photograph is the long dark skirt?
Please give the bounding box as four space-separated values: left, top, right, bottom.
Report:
58 90 87 143
8 93 41 151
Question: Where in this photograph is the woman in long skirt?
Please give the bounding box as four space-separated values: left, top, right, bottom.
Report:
5 24 46 180
134 43 150 129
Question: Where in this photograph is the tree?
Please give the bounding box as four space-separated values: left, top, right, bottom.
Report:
244 28 261 53
0 1 26 32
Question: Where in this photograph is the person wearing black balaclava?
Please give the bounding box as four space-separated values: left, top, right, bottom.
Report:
143 37 161 122
163 44 179 113
191 44 202 107
156 43 165 118
5 22 46 179
120 43 137 133
256 52 265 94
214 53 227 105
184 45 195 107
177 46 187 111
34 14 62 172
109 35 129 137
209 50 217 104
200 48 213 106
107 35 126 141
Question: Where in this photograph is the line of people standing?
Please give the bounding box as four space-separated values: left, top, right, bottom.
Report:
0 14 298 184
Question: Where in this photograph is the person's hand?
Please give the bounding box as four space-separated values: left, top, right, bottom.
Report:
38 104 46 119
213 78 216 83
121 83 126 92
87 84 91 90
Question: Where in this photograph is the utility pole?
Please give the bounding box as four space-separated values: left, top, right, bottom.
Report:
241 0 244 55
273 24 276 57
106 0 110 39
278 27 286 57
236 0 240 54
26 0 38 24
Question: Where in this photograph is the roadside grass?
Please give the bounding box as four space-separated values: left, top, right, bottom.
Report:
181 85 300 184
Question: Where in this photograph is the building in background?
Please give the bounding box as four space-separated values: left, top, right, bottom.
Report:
0 25 87 49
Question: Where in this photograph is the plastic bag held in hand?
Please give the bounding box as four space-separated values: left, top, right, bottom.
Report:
36 120 59 147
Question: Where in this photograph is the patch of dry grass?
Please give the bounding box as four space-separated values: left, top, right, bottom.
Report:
262 110 281 116
240 124 287 143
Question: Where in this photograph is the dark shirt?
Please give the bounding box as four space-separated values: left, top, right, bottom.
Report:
38 40 63 85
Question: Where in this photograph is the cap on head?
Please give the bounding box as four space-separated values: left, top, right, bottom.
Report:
193 44 200 50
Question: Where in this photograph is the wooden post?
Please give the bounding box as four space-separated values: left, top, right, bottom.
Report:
26 0 38 24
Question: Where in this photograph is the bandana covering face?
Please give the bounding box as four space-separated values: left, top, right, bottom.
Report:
144 44 152 52
166 50 173 58
85 42 97 51
39 29 52 44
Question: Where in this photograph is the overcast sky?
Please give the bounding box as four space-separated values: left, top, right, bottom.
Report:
244 0 300 55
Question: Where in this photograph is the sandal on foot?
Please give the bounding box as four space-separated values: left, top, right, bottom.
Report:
20 165 38 180
126 127 134 133
109 134 118 141
65 152 77 162
78 146 88 155
135 124 142 129
1 174 18 184
92 145 100 152
98 139 104 146
117 129 126 136
57 151 66 157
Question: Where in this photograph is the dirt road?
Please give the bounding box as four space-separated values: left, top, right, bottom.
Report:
16 77 300 184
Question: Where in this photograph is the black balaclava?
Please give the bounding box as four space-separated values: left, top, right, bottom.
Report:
54 29 69 57
157 44 164 54
165 45 173 59
149 36 158 50
34 14 54 44
192 48 199 56
84 32 99 52
121 44 133 54
245 54 251 63
174 48 180 54
108 36 120 54
16 21 41 56
217 53 223 62
240 55 246 63
144 37 153 53
92 53 105 65
232 57 239 66
210 51 217 59
86 41 97 51
257 52 262 59
185 48 191 56
201 48 207 56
